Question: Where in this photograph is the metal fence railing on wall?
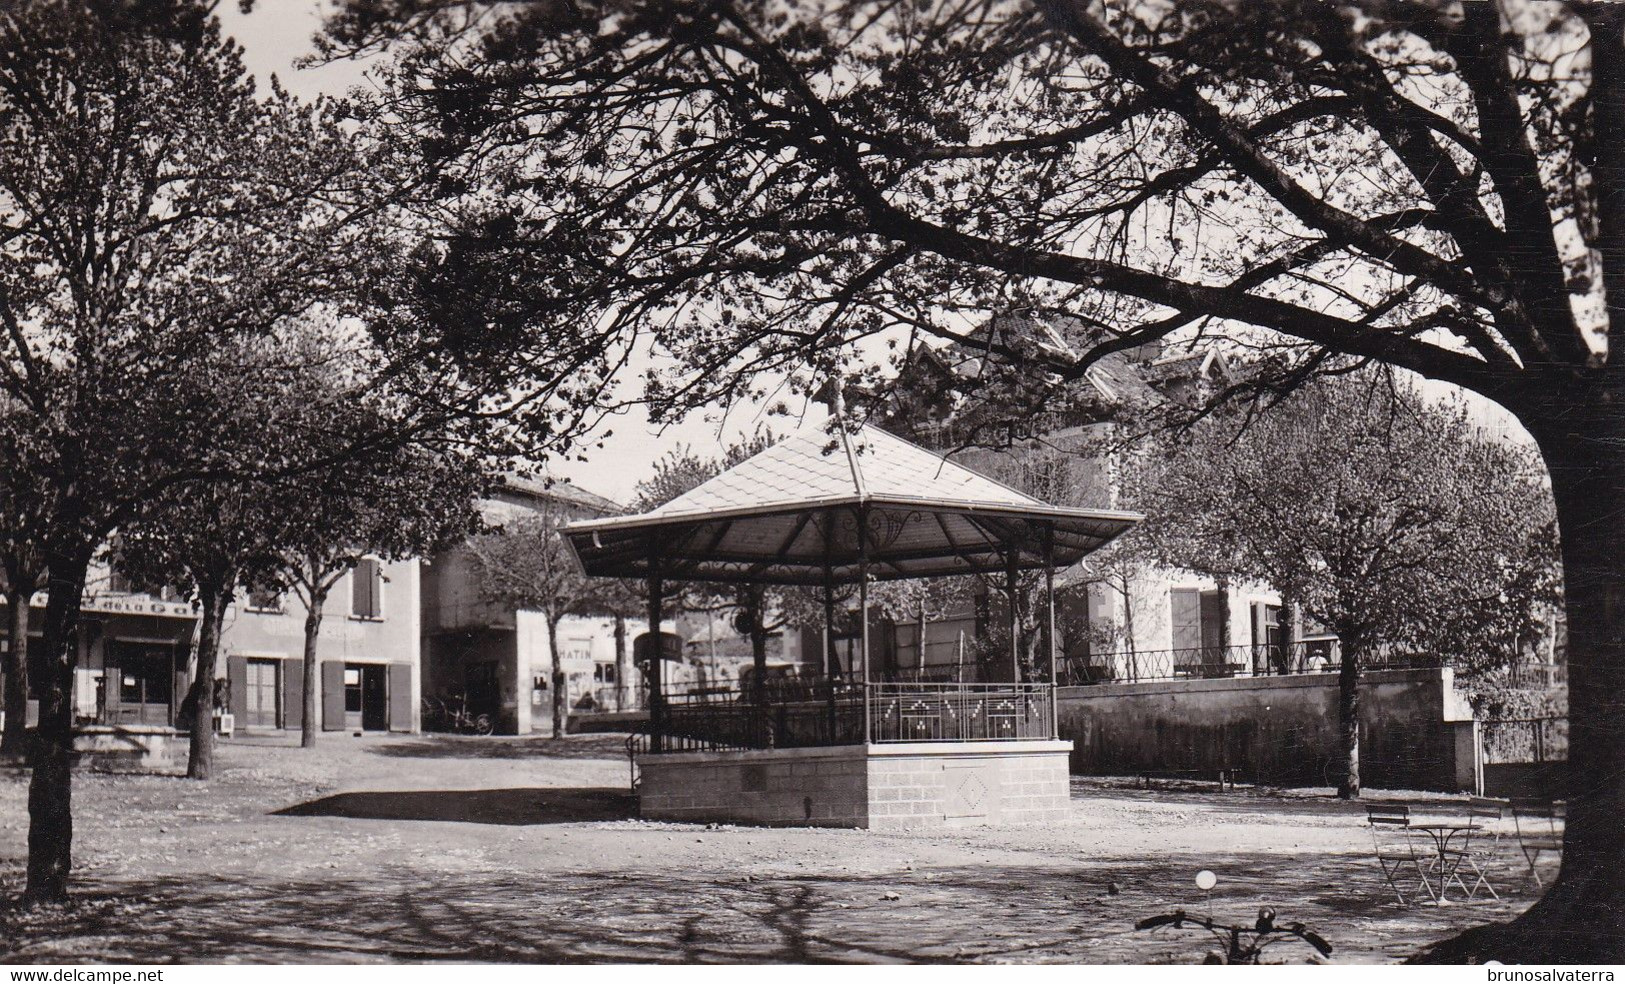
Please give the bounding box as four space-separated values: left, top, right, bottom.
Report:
1056 643 1446 686
1481 716 1568 765
1505 660 1568 690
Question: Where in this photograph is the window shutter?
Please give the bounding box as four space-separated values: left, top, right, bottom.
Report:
351 563 367 617
1170 588 1202 652
321 660 346 730
388 662 413 732
283 659 303 730
227 655 248 721
102 654 122 720
1198 590 1224 655
351 560 381 618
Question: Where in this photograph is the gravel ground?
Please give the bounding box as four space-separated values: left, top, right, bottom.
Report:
0 733 1540 964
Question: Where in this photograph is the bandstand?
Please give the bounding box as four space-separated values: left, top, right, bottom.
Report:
563 424 1139 828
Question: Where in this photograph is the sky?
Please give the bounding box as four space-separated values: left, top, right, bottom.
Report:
215 2 1535 501
216 1 800 506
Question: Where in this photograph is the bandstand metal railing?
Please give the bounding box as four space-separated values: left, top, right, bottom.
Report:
636 679 1056 753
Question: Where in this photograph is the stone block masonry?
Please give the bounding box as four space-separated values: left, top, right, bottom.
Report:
637 740 1073 828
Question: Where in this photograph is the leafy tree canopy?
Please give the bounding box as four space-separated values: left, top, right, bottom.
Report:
1131 370 1560 675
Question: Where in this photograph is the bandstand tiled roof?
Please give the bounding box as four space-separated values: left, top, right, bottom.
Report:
563 425 1140 585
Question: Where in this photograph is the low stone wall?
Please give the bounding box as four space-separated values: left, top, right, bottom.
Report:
637 740 1072 828
568 710 648 734
867 742 1072 829
74 724 182 771
639 744 871 826
1483 762 1564 801
1058 668 1479 792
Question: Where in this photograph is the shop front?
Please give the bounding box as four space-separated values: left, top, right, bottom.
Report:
0 593 197 731
82 595 198 727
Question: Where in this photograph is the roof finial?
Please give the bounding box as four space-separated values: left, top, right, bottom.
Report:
829 375 848 428
814 371 849 426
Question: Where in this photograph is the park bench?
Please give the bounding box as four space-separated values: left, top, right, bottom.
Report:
1137 768 1239 791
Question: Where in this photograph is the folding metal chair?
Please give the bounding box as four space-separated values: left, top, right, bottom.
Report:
1440 797 1507 901
1366 804 1435 905
1511 798 1565 886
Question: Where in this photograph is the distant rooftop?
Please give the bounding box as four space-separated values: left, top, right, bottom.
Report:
500 473 622 516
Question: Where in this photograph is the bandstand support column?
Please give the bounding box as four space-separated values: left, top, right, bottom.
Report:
1007 554 1020 685
1045 533 1058 739
824 574 837 741
647 565 663 754
858 507 871 744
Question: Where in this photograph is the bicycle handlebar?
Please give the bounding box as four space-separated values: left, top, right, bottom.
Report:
1134 909 1333 959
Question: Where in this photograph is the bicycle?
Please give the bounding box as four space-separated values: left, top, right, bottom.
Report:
1135 907 1333 964
423 693 494 736
447 700 494 736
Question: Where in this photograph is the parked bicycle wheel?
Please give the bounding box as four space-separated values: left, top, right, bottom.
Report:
473 714 494 736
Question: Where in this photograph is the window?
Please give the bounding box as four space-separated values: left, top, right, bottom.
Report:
1254 603 1282 650
350 559 383 619
245 583 283 613
117 646 171 707
107 561 178 601
344 667 362 712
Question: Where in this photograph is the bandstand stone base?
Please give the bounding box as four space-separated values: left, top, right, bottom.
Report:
637 740 1073 829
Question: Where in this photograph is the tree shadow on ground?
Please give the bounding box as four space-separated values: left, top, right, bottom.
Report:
1069 778 1471 818
273 787 635 825
369 734 631 761
0 849 1538 964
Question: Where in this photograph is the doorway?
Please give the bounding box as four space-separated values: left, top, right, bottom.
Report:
109 641 176 725
465 660 499 719
243 658 279 729
344 664 389 732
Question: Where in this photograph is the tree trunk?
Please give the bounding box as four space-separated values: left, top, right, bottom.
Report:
24 548 91 903
1420 395 1625 963
186 579 233 780
549 613 566 739
1120 575 1137 680
1275 593 1298 675
1459 405 1625 959
749 586 768 701
175 614 202 733
300 588 326 749
745 586 769 744
2 582 32 756
613 614 627 712
1335 627 1363 799
918 591 929 683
